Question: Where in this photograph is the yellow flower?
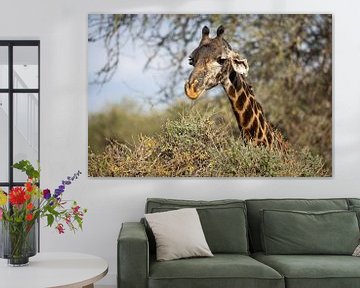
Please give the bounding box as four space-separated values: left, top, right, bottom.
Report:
0 190 7 206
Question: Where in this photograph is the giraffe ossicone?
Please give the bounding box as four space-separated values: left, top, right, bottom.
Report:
184 25 286 150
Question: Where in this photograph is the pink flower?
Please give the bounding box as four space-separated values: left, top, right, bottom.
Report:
56 223 65 234
0 208 3 220
65 214 71 225
72 205 80 215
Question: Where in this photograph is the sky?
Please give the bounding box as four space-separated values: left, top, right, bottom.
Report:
87 20 189 113
88 39 162 112
87 15 229 114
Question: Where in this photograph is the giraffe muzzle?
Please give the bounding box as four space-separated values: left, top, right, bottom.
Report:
184 80 205 100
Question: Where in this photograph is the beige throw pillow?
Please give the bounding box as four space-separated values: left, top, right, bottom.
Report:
145 208 213 261
353 244 360 256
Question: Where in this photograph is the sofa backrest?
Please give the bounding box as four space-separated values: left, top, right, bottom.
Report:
348 198 360 207
245 198 350 252
145 198 249 255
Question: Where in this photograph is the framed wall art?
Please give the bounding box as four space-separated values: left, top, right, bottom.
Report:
88 14 332 177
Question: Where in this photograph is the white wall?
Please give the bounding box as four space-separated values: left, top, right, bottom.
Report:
1 0 360 286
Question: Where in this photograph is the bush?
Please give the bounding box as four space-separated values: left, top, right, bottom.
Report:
88 99 165 153
88 107 329 177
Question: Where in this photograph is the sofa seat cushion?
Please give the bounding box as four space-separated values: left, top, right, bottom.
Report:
149 254 284 288
252 252 360 288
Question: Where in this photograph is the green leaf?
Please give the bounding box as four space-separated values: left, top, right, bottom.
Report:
46 205 60 217
47 214 55 227
13 160 40 180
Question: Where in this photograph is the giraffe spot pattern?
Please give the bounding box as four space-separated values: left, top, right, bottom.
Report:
226 70 283 149
266 128 274 146
235 95 244 111
229 69 237 83
248 117 259 138
245 83 254 95
232 109 243 132
247 92 264 115
257 102 264 114
229 69 243 90
242 103 253 128
259 114 265 130
236 90 247 111
249 96 258 113
228 86 236 99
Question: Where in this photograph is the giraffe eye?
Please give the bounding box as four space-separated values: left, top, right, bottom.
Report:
217 57 226 65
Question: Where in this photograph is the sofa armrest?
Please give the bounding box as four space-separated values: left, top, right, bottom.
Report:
118 222 149 288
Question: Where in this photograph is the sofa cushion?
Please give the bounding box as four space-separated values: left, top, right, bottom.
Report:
252 252 360 288
146 198 249 254
353 244 360 256
347 198 360 207
349 205 360 228
145 208 213 261
149 254 284 288
347 199 360 229
246 198 349 252
261 209 359 255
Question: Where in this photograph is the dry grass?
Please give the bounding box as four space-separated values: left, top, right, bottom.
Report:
88 107 329 177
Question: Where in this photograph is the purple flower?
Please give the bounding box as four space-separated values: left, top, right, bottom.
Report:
54 171 81 199
54 189 63 198
43 189 51 200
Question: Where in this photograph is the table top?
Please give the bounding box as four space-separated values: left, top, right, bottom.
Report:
0 252 108 288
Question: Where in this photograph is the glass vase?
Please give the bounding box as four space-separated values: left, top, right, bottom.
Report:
0 220 37 266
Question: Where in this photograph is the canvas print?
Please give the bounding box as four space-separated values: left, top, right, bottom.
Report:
88 14 332 177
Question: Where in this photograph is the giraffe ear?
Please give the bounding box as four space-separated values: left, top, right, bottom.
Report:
202 26 210 37
200 26 210 44
217 25 225 37
229 52 249 76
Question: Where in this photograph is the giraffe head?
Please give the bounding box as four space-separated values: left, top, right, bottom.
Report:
185 25 249 100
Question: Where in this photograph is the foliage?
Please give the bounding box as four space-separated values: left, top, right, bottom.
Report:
88 14 332 172
13 160 40 180
89 97 236 153
89 107 329 177
88 99 166 153
243 15 332 168
0 161 86 235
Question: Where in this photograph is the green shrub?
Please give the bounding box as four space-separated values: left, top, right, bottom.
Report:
88 99 165 153
88 106 329 177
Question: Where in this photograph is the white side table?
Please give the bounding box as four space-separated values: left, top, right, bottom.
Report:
0 252 108 288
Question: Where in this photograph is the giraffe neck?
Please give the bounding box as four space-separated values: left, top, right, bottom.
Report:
222 69 277 148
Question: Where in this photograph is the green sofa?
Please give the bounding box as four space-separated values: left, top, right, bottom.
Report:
118 198 360 288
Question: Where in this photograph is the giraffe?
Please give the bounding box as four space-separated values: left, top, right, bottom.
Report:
184 25 286 150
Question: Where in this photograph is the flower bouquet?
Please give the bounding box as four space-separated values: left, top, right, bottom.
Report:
0 160 87 266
